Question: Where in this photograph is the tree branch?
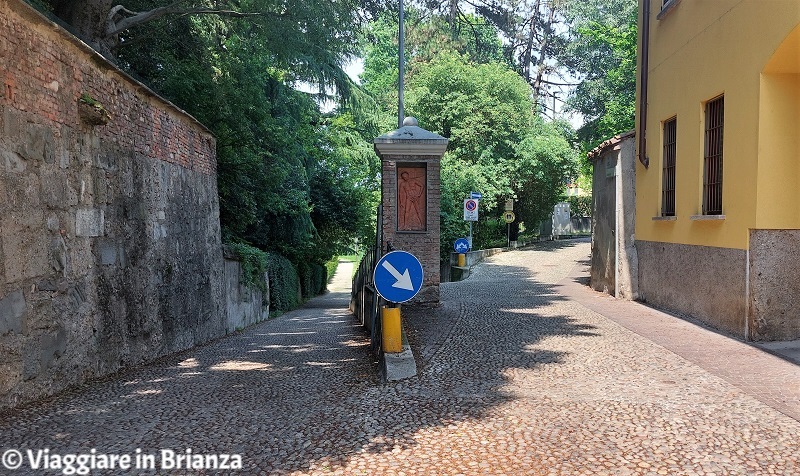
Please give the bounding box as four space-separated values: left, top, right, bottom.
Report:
105 3 269 38
539 78 580 87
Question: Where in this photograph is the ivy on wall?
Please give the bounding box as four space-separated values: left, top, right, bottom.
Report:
227 242 314 314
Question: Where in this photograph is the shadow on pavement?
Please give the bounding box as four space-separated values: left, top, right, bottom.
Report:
0 244 596 475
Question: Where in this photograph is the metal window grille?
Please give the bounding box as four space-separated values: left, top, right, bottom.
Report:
703 96 724 215
662 117 677 216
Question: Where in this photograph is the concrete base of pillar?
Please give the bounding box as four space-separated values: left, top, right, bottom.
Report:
383 346 417 381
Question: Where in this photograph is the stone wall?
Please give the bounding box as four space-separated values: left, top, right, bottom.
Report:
590 151 616 295
224 257 269 334
748 230 800 341
0 1 224 409
636 241 746 337
589 132 637 299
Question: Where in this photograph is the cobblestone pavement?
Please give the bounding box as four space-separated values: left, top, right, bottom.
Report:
1 243 799 475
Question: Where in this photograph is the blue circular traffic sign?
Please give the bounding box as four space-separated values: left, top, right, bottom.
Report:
454 238 470 253
373 251 424 303
465 199 478 211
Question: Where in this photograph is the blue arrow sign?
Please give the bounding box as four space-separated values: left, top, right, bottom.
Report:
454 238 470 253
470 191 483 200
373 251 424 303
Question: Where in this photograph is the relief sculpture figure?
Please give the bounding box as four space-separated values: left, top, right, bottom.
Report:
398 168 426 231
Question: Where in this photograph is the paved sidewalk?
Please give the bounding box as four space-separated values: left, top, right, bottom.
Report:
0 245 798 475
556 253 800 422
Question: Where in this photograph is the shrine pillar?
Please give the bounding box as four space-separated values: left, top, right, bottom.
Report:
374 117 448 304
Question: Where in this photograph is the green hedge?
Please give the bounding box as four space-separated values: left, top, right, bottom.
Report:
266 253 301 312
226 242 326 314
226 242 269 293
325 258 339 284
297 261 327 299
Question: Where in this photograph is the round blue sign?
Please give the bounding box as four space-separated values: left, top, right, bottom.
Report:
373 251 424 303
454 238 470 253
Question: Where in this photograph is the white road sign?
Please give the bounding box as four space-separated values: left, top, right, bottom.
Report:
464 199 479 221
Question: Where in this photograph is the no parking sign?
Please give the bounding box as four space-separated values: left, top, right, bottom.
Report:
463 199 479 221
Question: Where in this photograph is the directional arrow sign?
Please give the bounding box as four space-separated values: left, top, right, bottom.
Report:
382 260 413 290
373 250 424 303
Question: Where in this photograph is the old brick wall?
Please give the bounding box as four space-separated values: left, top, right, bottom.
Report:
382 155 442 303
0 0 225 409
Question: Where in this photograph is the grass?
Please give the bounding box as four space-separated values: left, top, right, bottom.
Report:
325 254 364 283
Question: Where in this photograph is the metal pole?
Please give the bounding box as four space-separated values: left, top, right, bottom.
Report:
638 0 651 168
398 0 405 127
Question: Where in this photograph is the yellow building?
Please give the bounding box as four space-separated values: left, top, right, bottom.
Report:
635 0 800 340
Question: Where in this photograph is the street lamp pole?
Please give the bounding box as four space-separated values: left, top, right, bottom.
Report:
398 0 405 127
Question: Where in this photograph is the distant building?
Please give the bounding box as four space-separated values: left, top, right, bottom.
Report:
635 0 800 340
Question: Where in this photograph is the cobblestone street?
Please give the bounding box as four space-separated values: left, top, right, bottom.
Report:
1 239 798 475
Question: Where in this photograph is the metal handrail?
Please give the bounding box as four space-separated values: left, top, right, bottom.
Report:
351 205 384 357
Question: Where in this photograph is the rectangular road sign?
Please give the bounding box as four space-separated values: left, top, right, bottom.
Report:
464 199 479 221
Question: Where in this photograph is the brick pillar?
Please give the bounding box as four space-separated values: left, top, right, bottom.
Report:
374 117 448 304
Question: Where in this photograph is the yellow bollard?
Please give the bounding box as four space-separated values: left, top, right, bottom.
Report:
381 306 403 353
457 253 466 267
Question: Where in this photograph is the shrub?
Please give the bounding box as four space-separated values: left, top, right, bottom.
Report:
298 261 327 299
225 242 334 314
265 253 301 313
325 258 339 284
225 242 269 293
567 195 592 217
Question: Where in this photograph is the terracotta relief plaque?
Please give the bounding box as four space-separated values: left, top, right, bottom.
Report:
397 166 426 231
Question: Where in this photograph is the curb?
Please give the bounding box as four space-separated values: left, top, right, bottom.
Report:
383 320 417 381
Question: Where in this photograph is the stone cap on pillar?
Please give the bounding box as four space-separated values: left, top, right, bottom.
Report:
374 117 449 157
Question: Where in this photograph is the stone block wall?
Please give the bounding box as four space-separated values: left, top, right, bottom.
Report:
748 230 800 341
381 155 441 303
0 0 224 409
224 257 269 334
636 241 746 337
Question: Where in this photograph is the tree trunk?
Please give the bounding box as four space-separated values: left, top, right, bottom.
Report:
532 6 555 108
51 0 114 45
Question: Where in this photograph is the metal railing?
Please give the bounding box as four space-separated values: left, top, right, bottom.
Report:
351 205 384 357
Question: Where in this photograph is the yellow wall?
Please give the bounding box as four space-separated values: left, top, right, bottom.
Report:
757 24 800 229
757 73 800 229
636 0 800 250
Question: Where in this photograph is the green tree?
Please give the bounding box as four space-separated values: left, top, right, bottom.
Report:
562 0 638 156
418 0 573 117
408 53 535 168
513 122 579 226
403 53 579 255
359 9 506 131
29 0 384 303
34 0 367 87
308 113 382 260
